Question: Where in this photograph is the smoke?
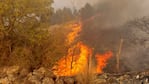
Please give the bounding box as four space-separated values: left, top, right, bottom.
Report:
80 0 149 72
53 0 99 10
94 0 149 26
53 0 149 73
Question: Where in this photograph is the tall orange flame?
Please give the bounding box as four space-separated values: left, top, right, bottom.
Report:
53 42 92 76
52 22 113 76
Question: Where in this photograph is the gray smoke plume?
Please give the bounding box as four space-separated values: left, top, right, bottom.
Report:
94 0 149 26
80 0 149 72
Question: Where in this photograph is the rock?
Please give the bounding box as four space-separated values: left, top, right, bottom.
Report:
117 75 129 82
0 77 11 84
24 80 37 84
93 79 107 84
55 78 64 84
107 77 118 84
42 77 54 84
97 73 108 79
35 67 46 75
19 68 30 78
26 73 41 84
1 66 149 84
136 75 140 79
7 74 17 82
0 73 6 78
25 67 47 84
6 66 19 75
63 77 74 84
32 67 46 80
5 66 20 83
0 68 6 78
45 70 55 78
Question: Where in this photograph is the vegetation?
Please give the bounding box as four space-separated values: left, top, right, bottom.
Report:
0 0 67 70
0 0 148 73
51 7 76 25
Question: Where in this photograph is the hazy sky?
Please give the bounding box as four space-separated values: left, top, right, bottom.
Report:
52 0 149 17
52 0 99 9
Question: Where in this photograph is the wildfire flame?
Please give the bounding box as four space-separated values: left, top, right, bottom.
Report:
66 23 81 45
53 42 92 76
52 22 113 76
96 51 113 73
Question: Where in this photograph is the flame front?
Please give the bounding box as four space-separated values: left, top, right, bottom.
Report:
52 22 113 76
66 23 81 45
53 42 92 76
96 51 113 73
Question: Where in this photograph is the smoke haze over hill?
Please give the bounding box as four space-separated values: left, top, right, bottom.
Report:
78 0 149 72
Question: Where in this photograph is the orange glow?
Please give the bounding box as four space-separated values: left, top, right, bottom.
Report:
66 23 81 45
95 51 113 73
53 42 92 76
52 22 113 76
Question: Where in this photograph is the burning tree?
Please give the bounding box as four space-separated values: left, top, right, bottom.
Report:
52 22 113 77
